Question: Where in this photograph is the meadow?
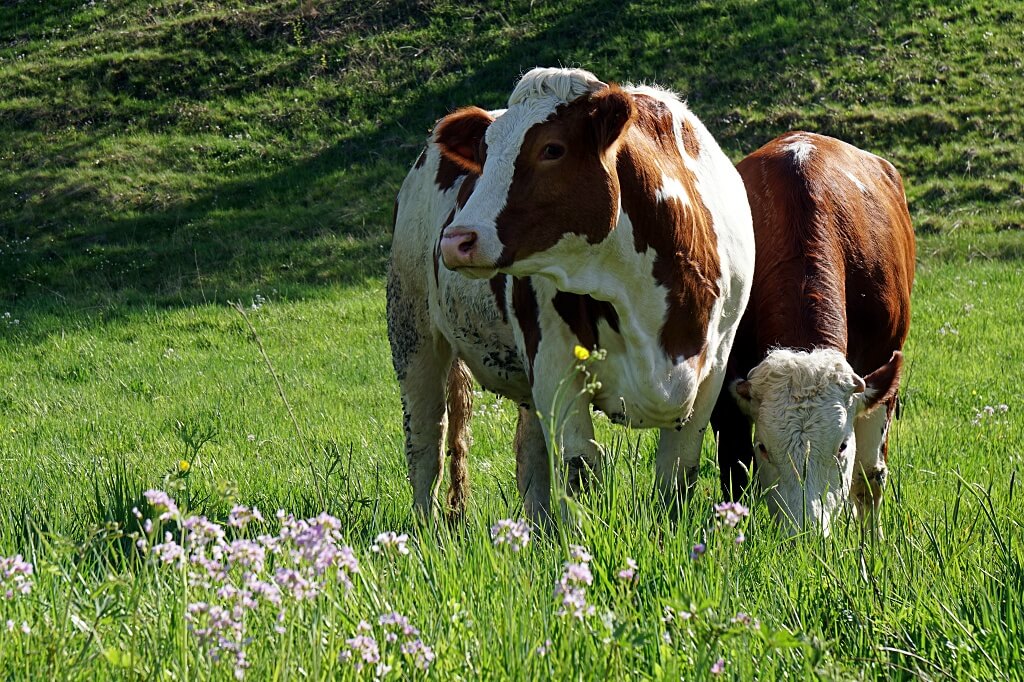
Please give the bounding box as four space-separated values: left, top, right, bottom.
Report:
1 1 1022 679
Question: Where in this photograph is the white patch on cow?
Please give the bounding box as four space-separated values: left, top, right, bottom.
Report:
844 170 868 193
746 348 860 536
450 68 606 266
655 174 690 206
781 134 815 167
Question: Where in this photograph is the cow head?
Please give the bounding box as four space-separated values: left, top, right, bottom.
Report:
434 68 636 280
732 348 902 536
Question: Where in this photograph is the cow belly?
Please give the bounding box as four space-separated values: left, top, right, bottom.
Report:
454 339 531 402
433 275 532 403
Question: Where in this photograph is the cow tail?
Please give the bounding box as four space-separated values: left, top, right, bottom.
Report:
445 358 473 520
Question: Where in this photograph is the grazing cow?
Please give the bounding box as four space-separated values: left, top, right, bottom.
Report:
711 131 915 535
389 67 754 522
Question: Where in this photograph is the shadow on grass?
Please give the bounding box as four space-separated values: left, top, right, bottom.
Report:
2 0 931 323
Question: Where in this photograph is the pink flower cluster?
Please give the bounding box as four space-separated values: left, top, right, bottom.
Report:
1 554 33 601
713 502 749 528
371 531 410 557
141 492 366 679
490 518 531 552
339 612 435 676
555 545 596 621
616 557 637 581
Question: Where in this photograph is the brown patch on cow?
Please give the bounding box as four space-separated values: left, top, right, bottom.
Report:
618 102 722 362
511 277 541 381
734 131 915 379
489 274 508 323
435 154 469 192
630 95 676 157
493 86 637 267
454 172 478 209
680 118 701 159
414 148 427 169
552 292 620 350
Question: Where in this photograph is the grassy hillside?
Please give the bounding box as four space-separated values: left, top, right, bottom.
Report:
2 0 1022 311
1 1 1022 679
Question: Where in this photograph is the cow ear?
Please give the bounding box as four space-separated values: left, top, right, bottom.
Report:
859 351 903 413
589 85 636 150
731 378 755 417
434 106 494 175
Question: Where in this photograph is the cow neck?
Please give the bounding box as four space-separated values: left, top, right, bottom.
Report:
747 164 849 355
609 120 721 365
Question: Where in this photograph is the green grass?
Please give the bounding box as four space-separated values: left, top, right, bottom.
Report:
1 0 1023 679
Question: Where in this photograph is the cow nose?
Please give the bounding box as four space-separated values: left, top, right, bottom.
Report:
440 227 479 267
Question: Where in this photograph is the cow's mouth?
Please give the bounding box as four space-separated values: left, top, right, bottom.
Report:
448 264 498 280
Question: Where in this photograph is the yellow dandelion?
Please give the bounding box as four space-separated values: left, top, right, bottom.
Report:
573 345 590 361
178 459 191 474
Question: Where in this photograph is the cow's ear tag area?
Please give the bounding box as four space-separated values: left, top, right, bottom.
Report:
434 106 495 175
589 85 636 150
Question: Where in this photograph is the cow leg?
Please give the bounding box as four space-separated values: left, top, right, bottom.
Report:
710 387 754 501
655 369 726 510
396 342 453 519
387 266 453 520
514 404 551 523
851 400 892 535
530 349 602 502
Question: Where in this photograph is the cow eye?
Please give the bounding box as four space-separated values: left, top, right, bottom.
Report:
540 143 565 161
839 440 848 453
756 442 768 459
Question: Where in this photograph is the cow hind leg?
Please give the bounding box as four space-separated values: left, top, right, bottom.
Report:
388 267 452 519
445 358 473 521
851 400 893 536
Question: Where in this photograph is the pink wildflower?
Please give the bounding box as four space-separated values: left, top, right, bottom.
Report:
490 518 531 551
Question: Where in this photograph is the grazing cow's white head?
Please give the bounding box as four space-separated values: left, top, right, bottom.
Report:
434 67 635 279
733 348 902 536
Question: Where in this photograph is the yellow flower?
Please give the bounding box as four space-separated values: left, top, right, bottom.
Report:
573 345 590 361
178 460 191 474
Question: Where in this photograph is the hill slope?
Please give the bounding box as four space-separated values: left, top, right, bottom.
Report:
2 0 1022 309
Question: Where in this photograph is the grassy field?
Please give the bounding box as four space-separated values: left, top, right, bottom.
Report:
1 0 1022 679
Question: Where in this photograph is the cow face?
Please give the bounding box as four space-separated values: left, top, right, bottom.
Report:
435 82 636 279
733 349 901 536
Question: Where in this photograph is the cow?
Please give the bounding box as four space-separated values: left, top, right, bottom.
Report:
388 67 755 522
711 131 915 536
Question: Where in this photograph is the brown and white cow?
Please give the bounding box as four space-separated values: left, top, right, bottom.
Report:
711 131 915 536
388 67 754 522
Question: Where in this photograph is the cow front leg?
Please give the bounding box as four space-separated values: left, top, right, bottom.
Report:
530 352 602 503
514 404 551 524
851 401 893 536
710 384 755 501
655 368 726 511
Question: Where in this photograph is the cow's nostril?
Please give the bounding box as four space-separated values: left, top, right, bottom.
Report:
458 233 477 254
